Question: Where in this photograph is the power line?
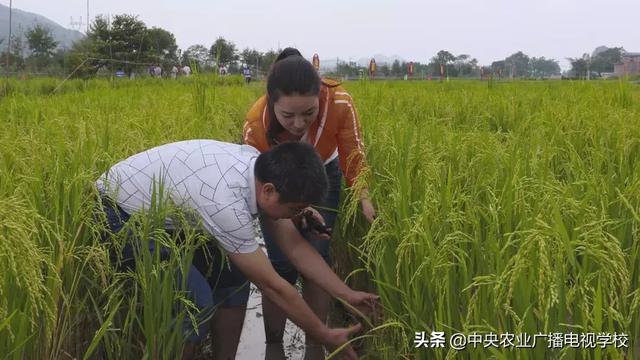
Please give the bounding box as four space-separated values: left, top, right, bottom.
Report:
51 57 161 94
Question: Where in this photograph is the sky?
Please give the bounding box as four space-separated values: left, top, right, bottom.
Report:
2 0 638 70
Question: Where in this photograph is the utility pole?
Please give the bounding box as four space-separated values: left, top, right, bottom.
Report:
87 0 90 33
70 17 84 31
7 0 12 74
585 53 591 80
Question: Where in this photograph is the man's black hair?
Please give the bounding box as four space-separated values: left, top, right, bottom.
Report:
254 141 328 204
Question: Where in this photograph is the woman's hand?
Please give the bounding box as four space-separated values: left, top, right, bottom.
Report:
360 197 376 224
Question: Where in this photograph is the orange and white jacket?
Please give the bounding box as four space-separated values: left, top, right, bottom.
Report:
243 79 366 187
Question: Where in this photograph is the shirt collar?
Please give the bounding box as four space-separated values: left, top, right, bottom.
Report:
248 156 259 216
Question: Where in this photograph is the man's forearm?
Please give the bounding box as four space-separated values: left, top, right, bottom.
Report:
260 274 330 342
227 249 332 343
269 219 352 300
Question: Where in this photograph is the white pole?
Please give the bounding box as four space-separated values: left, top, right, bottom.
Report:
87 0 90 33
7 0 12 72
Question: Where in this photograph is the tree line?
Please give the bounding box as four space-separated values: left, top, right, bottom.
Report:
0 13 626 79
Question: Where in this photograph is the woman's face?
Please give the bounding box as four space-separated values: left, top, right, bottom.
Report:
273 94 320 137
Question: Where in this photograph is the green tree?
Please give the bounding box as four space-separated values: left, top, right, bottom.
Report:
209 37 238 66
568 56 588 78
376 64 388 77
69 14 177 77
429 50 456 77
1 34 26 71
336 60 361 78
25 25 59 71
410 61 428 78
505 51 530 78
260 49 279 74
75 14 148 75
80 15 111 69
434 50 456 65
491 60 506 77
11 34 25 60
182 44 210 70
145 27 178 66
454 54 478 77
109 14 147 74
529 57 561 78
590 47 623 75
240 48 263 69
25 25 58 57
391 59 402 77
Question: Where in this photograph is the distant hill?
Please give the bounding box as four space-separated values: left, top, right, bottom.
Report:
317 54 406 72
0 4 84 52
356 54 405 67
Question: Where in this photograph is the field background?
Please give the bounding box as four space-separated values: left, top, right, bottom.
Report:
0 76 638 359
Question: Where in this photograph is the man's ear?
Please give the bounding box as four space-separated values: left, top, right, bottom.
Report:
262 182 277 199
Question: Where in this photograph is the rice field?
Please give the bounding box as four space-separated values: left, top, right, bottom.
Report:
0 75 638 359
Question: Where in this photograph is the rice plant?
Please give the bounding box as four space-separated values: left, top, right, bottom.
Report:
1 77 638 359
337 80 640 359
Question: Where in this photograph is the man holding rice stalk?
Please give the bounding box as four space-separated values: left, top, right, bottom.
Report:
241 48 378 358
97 139 379 359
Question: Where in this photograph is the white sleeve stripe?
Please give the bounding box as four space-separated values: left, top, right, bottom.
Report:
262 107 267 130
346 101 364 152
313 90 330 146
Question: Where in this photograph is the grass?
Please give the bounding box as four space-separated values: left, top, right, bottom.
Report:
335 79 640 359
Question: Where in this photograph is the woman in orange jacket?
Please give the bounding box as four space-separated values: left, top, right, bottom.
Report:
243 48 376 355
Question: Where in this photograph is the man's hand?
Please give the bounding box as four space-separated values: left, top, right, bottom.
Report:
322 323 363 360
344 290 383 324
292 207 331 241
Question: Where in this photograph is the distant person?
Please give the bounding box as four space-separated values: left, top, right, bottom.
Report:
218 64 227 76
170 65 179 79
242 65 252 84
182 65 191 77
242 47 377 358
153 64 162 78
97 140 378 360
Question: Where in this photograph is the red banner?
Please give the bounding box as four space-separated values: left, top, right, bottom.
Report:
369 58 377 79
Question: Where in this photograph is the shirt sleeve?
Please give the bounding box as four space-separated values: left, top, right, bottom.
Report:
198 202 259 254
335 93 368 187
243 97 270 152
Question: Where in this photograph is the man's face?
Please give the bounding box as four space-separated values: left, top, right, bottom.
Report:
257 182 308 220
